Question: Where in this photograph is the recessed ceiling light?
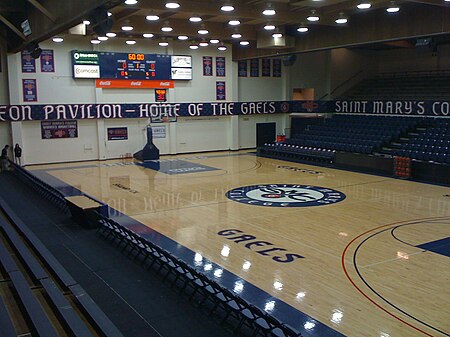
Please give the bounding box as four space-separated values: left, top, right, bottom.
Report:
159 41 169 46
229 20 241 26
231 33 242 38
107 12 112 17
335 18 348 24
98 36 108 41
189 16 202 22
146 15 160 21
199 41 209 47
240 41 250 45
178 35 189 40
198 29 209 34
126 40 136 45
165 2 180 9
307 15 319 21
297 27 308 33
272 32 282 38
386 2 400 12
210 39 220 44
83 20 90 25
52 37 64 43
91 39 101 44
124 0 138 4
161 26 173 32
189 43 199 49
221 5 234 12
262 9 276 15
264 24 276 30
143 33 154 38
106 32 116 37
218 45 227 51
121 25 133 31
357 3 371 9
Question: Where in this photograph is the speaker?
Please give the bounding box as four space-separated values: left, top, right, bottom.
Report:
26 42 42 59
90 6 113 36
282 54 296 66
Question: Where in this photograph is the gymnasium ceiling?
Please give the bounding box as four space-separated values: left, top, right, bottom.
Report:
1 0 450 60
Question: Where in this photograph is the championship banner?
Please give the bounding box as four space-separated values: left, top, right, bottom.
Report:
238 60 248 77
41 120 78 139
216 81 226 100
273 59 282 77
250 59 259 77
216 56 226 77
107 127 128 140
40 49 55 72
1 100 449 122
203 56 213 76
262 58 271 77
155 89 167 102
21 51 36 73
22 79 37 102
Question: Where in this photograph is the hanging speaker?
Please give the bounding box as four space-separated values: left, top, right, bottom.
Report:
90 5 113 36
282 54 296 66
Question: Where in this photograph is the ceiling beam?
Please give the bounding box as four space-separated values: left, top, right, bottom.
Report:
0 14 26 40
26 0 56 22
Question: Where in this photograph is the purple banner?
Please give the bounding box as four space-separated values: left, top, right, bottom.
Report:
273 59 282 77
22 79 37 102
107 127 128 140
216 81 226 100
203 56 213 76
250 59 259 77
40 49 55 72
41 120 78 139
155 89 167 102
216 56 226 77
238 60 248 77
262 58 271 77
21 51 36 73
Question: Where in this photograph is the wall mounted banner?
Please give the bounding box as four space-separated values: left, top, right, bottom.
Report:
155 89 167 102
107 127 128 140
216 56 226 77
250 59 259 77
40 49 55 72
203 56 213 76
22 79 37 102
95 79 174 89
41 120 78 139
262 59 271 77
238 60 248 77
1 100 450 122
273 59 282 77
216 81 226 100
21 51 36 73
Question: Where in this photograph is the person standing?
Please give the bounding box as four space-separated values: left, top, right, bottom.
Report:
1 145 10 172
14 144 22 166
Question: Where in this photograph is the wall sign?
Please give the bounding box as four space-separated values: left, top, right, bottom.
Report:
216 81 226 100
107 127 128 140
238 60 248 77
152 125 166 138
203 56 213 76
262 58 271 77
95 79 174 89
41 120 78 139
250 59 259 77
21 51 36 73
216 56 226 77
40 49 55 72
155 89 167 102
22 79 37 102
273 59 282 77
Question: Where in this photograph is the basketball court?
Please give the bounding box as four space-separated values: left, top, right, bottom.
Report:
25 152 450 337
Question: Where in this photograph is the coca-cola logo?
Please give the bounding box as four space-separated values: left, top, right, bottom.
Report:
159 82 170 87
99 81 111 86
130 81 142 86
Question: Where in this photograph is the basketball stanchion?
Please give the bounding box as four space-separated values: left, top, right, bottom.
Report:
393 156 411 179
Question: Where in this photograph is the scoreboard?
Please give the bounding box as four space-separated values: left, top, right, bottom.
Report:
71 51 192 80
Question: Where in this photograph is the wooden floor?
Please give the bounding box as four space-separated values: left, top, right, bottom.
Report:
28 152 450 337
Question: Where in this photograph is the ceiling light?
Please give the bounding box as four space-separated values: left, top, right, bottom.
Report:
386 2 400 12
161 25 173 32
143 33 154 38
240 41 250 46
357 2 371 9
52 37 64 43
178 35 189 40
107 12 112 17
198 28 209 34
231 33 242 38
189 16 202 22
121 25 133 31
91 39 100 44
221 4 234 12
218 45 227 51
189 43 199 49
146 15 160 21
199 41 209 47
83 20 90 25
98 36 108 41
126 40 136 45
124 0 138 4
297 26 308 33
307 10 320 22
159 41 169 46
106 32 116 37
272 32 282 38
229 20 241 26
165 2 180 9
210 39 220 43
335 13 348 24
262 4 276 16
264 24 276 30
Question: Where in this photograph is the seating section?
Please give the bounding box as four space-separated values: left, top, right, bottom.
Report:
390 119 450 164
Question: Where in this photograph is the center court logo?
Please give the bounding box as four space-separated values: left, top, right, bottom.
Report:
226 184 346 207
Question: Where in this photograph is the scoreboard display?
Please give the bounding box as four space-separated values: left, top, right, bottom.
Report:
71 51 192 80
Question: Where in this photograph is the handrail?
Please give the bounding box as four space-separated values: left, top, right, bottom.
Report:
318 70 364 100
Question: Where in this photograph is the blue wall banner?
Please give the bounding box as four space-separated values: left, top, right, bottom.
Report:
21 51 36 73
262 58 271 77
203 56 213 76
22 79 37 102
250 59 259 77
40 49 55 72
216 81 226 100
273 59 282 77
0 100 449 122
216 56 226 77
107 127 128 140
41 120 78 139
238 60 248 77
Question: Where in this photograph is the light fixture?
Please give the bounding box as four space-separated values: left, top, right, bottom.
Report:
98 36 108 41
161 25 173 32
121 25 134 31
240 41 250 46
126 40 136 45
229 19 241 26
124 0 138 4
189 42 199 49
272 32 282 38
221 4 234 12
83 20 91 25
199 41 209 47
159 41 169 46
189 16 202 22
218 45 227 51
52 37 63 43
357 2 371 9
297 26 308 33
264 24 276 30
335 13 348 24
198 28 209 34
307 10 320 22
386 1 400 12
107 12 112 17
231 33 242 38
262 4 276 16
146 15 160 21
210 39 220 44
143 33 154 38
106 32 116 37
90 39 101 44
178 35 189 40
165 2 180 9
